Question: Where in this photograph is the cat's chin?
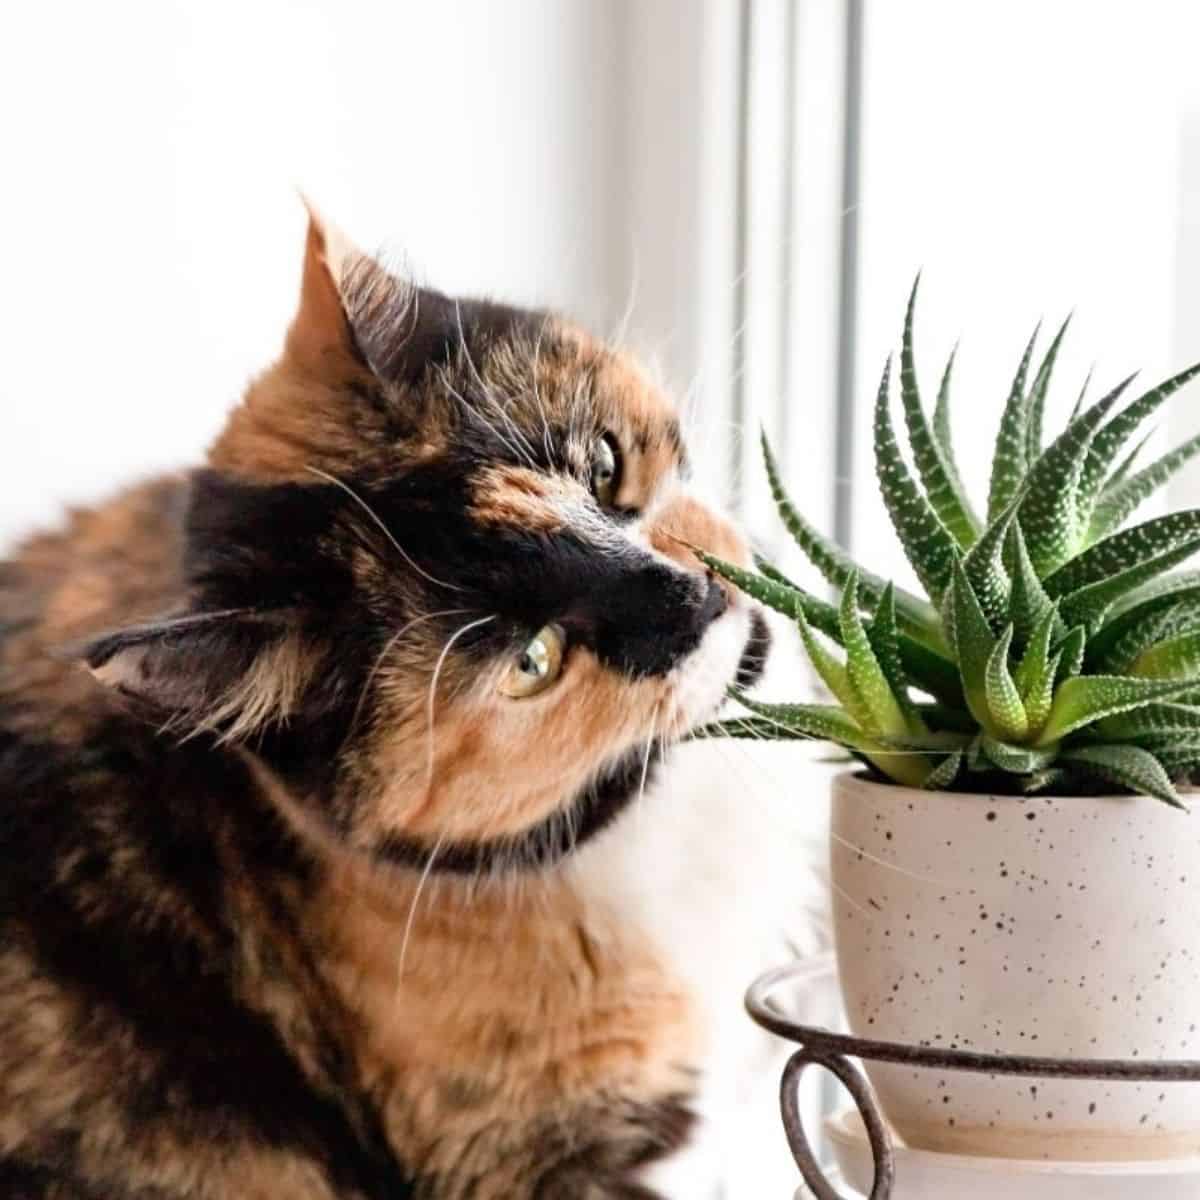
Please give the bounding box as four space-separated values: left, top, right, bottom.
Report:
667 605 772 737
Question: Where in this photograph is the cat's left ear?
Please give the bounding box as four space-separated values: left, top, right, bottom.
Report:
289 201 458 386
75 608 315 740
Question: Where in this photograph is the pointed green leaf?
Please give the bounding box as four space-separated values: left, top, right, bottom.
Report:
1057 535 1200 631
1037 675 1194 745
794 605 874 729
1021 767 1071 794
1130 629 1200 681
984 625 1028 741
866 582 925 732
733 692 932 787
1107 568 1200 620
1066 365 1094 432
1055 626 1087 680
697 551 843 642
691 717 807 742
1018 382 1126 576
1025 313 1072 463
731 693 869 744
1097 702 1200 741
932 343 964 484
960 496 1020 631
1045 510 1200 597
1023 650 1061 736
873 357 959 604
981 736 1058 775
899 279 979 547
1077 362 1200 517
1100 427 1156 496
949 559 1000 731
760 431 945 643
1060 743 1184 807
1093 601 1193 672
1090 428 1200 541
988 324 1040 522
1007 521 1063 646
1015 604 1059 697
922 751 962 790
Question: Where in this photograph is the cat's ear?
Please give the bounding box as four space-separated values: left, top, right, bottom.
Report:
76 609 316 740
289 201 458 386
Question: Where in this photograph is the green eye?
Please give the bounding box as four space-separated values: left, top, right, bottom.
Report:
500 623 566 698
590 433 622 506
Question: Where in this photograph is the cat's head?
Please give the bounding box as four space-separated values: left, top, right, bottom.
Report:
84 212 769 874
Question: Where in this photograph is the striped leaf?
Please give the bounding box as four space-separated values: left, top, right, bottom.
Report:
922 751 962 791
961 496 1020 632
1077 362 1200 518
691 717 807 742
1015 604 1059 697
1092 600 1190 673
867 582 925 732
1045 510 1200 597
697 551 842 641
900 279 979 547
1025 313 1072 463
988 324 1040 522
794 606 874 729
1006 521 1063 647
981 736 1058 775
733 692 933 788
1057 535 1200 631
760 432 944 643
873 357 959 604
1022 649 1061 736
1130 629 1200 681
1054 625 1087 681
984 625 1028 741
1098 427 1156 500
1089 428 1200 541
932 343 965 490
1097 702 1200 741
1017 382 1126 577
1060 743 1183 808
949 558 1000 732
1036 675 1194 745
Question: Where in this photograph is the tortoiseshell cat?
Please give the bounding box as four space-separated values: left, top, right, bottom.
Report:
0 213 773 1198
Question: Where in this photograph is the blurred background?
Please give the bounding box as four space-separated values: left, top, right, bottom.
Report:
4 3 1200 1194
5 1 1200 574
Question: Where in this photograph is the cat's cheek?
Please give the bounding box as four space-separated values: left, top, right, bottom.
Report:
667 605 750 731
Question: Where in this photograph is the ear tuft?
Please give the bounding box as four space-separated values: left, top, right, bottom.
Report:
76 609 315 742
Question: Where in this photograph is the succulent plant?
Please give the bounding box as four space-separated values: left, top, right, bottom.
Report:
700 281 1200 805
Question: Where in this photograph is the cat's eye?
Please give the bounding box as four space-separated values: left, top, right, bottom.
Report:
500 623 566 698
590 433 622 507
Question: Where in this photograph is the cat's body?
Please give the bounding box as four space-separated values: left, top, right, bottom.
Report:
0 216 778 1198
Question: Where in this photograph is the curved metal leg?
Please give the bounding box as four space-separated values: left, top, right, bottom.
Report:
780 1047 895 1200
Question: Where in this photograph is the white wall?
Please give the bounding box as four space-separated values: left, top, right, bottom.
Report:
0 0 641 548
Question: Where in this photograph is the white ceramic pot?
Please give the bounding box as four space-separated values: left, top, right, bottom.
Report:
832 770 1200 1161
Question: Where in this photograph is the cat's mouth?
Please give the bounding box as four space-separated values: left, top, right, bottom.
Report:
734 609 771 691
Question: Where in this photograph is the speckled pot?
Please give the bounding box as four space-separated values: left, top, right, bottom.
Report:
832 770 1200 1161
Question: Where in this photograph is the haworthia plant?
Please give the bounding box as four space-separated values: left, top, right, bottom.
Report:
700 281 1200 806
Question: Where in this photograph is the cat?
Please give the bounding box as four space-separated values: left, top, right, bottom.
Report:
0 210 780 1199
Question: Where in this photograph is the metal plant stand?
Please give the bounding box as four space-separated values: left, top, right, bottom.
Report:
746 963 1200 1200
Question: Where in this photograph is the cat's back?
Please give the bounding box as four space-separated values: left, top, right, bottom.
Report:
0 474 189 733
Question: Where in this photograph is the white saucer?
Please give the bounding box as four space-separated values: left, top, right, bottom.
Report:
824 1109 1200 1199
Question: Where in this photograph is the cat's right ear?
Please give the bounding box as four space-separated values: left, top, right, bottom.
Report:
288 202 458 387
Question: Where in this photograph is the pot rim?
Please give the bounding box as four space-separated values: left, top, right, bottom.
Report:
830 766 1195 807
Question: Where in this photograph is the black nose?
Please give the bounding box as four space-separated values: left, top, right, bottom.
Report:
586 561 730 678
